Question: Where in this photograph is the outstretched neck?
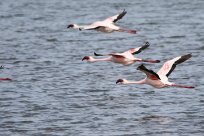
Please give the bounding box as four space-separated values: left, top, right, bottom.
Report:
125 79 145 84
89 57 112 62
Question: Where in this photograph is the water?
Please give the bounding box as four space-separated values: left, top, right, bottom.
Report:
0 0 204 135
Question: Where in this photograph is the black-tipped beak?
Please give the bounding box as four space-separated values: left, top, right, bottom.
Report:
67 24 73 28
82 56 89 61
137 64 144 70
82 57 86 61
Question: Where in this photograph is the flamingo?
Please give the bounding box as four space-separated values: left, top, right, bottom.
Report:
0 66 11 80
0 78 11 81
116 54 195 89
82 42 160 66
67 10 137 34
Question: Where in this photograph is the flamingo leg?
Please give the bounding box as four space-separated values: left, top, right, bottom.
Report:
171 84 194 89
118 29 137 34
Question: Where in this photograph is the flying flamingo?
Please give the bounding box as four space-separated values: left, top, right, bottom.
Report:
116 54 194 89
0 66 11 81
67 10 137 34
82 42 160 66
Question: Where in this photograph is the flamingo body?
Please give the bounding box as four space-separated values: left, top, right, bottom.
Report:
67 10 137 34
116 54 194 89
82 42 160 66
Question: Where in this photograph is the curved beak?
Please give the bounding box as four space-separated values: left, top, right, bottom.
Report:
82 56 89 61
67 24 74 28
116 79 123 84
82 57 85 61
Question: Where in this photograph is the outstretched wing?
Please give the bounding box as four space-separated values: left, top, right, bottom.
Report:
137 64 160 80
104 10 127 23
127 42 150 55
157 54 192 77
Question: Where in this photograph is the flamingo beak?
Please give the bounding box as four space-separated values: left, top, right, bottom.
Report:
82 56 89 61
67 24 74 28
116 79 123 84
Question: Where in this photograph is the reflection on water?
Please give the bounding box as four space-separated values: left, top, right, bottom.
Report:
0 0 204 135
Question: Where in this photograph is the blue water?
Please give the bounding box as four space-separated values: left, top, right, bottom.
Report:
0 0 204 135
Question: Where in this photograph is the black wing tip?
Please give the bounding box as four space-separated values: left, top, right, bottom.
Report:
176 53 192 64
183 53 192 59
94 52 99 56
143 42 150 49
137 64 146 70
137 64 161 80
145 41 150 46
94 52 104 56
122 9 127 14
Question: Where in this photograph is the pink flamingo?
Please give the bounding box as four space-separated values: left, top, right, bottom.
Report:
0 78 11 81
116 54 194 89
0 66 12 81
67 10 136 34
82 42 160 66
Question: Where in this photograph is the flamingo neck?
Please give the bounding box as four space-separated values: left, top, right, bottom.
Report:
90 57 112 62
125 79 145 84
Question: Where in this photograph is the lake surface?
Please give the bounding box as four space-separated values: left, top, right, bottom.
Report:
0 0 204 136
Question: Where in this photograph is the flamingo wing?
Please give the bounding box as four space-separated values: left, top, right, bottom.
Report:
104 10 127 23
110 54 126 59
127 42 150 55
137 64 160 80
157 54 192 77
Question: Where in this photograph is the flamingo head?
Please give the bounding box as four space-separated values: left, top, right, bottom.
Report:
116 79 128 84
67 24 81 31
82 56 94 61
